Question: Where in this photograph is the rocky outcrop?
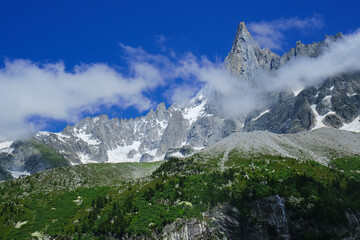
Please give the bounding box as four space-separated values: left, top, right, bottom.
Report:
249 195 289 240
225 22 280 86
139 153 154 162
152 195 360 240
280 32 343 64
164 145 196 160
0 165 12 180
203 128 360 165
156 111 189 156
244 72 360 133
154 197 283 240
0 140 70 174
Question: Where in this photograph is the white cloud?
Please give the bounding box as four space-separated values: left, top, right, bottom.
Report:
248 15 324 50
166 84 200 104
0 57 164 138
265 31 360 91
155 34 168 52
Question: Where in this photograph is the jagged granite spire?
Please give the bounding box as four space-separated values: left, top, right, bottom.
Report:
225 22 280 86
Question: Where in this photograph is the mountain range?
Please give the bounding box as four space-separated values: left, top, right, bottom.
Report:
0 22 359 175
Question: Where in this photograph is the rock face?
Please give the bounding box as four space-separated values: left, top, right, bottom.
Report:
0 140 70 176
36 87 241 164
153 195 360 240
244 72 360 133
206 128 360 164
225 22 280 86
249 196 289 240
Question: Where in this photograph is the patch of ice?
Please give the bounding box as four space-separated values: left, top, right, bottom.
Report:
55 132 71 143
37 131 50 137
152 154 166 162
252 110 270 121
107 141 142 163
10 170 30 178
0 140 14 154
293 88 304 97
330 86 334 91
347 93 358 97
340 116 360 133
193 146 205 151
183 100 207 126
75 131 100 145
78 153 98 164
323 95 332 101
171 151 184 158
310 105 336 130
148 148 157 156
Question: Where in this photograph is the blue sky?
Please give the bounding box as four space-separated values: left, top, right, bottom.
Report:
0 0 359 134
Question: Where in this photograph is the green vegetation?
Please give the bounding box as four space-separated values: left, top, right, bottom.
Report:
0 152 360 239
0 165 12 181
30 141 70 168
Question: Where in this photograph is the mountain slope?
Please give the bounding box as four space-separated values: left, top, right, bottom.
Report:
203 128 360 165
0 140 70 180
1 146 360 239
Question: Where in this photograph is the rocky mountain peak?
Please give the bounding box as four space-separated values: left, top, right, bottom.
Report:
234 21 252 43
225 22 280 86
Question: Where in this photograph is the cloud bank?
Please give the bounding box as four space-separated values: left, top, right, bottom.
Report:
248 15 324 50
1 28 360 138
0 49 167 138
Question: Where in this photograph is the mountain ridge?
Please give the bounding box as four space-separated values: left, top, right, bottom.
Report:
0 21 359 168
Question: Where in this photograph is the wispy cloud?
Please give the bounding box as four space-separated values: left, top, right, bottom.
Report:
248 15 324 50
155 34 168 52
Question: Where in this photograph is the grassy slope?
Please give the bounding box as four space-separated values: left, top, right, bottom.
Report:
0 152 359 239
29 140 70 168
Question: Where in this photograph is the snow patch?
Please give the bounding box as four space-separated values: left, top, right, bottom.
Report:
293 88 303 97
329 85 334 91
323 95 332 101
183 100 208 126
0 141 13 149
171 151 184 158
252 110 270 121
10 170 30 178
193 146 205 151
340 116 360 133
310 105 336 130
55 132 71 143
107 141 142 163
152 154 166 162
0 140 14 154
347 93 358 97
78 153 98 164
37 131 50 137
75 131 100 145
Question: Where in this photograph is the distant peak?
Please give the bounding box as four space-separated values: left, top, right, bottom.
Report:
238 21 248 32
235 21 252 39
